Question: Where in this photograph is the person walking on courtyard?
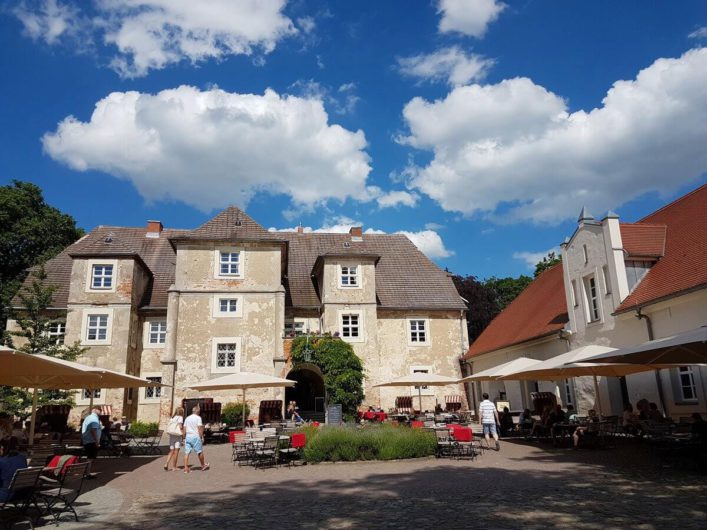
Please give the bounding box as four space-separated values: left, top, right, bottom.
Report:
479 393 500 451
164 406 184 471
183 406 209 473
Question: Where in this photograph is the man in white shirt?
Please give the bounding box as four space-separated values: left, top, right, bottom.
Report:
183 406 209 473
479 393 501 451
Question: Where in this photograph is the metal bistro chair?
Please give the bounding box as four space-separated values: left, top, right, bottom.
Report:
253 436 279 469
0 467 43 529
435 429 454 458
278 433 306 467
37 461 90 524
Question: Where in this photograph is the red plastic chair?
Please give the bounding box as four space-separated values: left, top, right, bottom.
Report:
411 421 424 429
453 428 472 442
229 430 245 444
291 432 306 449
312 421 320 427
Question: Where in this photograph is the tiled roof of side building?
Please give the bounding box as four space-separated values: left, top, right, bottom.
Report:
616 183 707 313
464 263 569 359
619 223 667 258
13 216 465 312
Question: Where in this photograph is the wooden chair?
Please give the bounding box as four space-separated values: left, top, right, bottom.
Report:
37 461 90 523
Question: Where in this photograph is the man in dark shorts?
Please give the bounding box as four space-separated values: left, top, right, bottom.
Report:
81 407 102 459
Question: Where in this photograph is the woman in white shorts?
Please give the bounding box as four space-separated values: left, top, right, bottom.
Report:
164 406 184 471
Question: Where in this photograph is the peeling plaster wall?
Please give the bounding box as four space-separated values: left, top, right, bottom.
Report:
321 259 376 304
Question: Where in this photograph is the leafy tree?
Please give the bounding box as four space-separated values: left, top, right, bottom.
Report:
290 335 364 420
483 275 533 311
534 251 562 277
0 180 84 334
1 265 86 419
451 275 499 343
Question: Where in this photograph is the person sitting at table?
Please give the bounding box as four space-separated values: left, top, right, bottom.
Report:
287 401 296 420
518 409 534 431
622 403 640 435
530 406 553 439
111 417 123 431
636 398 650 421
566 405 578 423
293 407 304 424
572 409 599 448
647 402 664 422
499 407 515 437
0 446 28 503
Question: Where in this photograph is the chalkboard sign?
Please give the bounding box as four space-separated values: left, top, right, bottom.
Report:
326 404 343 425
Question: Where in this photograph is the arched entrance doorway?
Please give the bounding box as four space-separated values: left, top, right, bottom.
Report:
286 364 325 422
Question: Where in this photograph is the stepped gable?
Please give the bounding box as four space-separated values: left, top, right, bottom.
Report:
465 264 569 359
280 231 465 310
619 223 667 258
616 183 707 313
173 206 276 242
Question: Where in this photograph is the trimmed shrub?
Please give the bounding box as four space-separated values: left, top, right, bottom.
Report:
301 424 436 463
221 402 250 427
128 421 159 437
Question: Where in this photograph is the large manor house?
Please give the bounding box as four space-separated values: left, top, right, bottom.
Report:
8 208 468 424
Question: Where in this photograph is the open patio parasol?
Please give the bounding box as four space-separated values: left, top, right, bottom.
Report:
374 373 458 414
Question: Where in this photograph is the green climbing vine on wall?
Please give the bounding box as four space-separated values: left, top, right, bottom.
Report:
290 335 365 420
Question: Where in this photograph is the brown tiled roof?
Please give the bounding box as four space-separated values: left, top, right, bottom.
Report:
172 206 275 242
464 264 569 359
616 183 707 313
279 232 464 310
620 223 666 258
15 212 464 312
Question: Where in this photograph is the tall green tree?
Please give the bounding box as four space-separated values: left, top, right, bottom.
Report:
534 251 562 277
451 275 499 343
483 275 533 310
0 180 84 334
2 265 86 419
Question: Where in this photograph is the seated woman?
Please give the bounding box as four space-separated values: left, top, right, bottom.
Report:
499 407 515 437
530 406 552 439
573 409 600 448
622 403 640 435
518 409 534 432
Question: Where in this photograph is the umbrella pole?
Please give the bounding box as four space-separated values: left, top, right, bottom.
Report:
89 389 94 409
592 375 603 418
242 388 247 429
28 387 39 447
418 386 422 416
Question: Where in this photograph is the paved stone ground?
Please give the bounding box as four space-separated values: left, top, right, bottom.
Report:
50 436 707 530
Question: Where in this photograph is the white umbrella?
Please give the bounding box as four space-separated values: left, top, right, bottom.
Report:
1 346 167 443
187 372 296 427
584 326 707 365
497 345 666 416
458 357 543 382
374 373 459 414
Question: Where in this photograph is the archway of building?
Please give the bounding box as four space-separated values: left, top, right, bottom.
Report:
285 364 325 421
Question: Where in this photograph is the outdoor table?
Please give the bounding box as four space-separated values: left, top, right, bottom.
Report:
552 422 578 446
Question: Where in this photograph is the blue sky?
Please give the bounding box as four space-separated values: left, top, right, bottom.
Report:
1 0 706 279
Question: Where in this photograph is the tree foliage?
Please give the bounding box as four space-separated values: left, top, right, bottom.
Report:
290 335 364 420
534 251 562 277
0 180 84 334
1 265 86 419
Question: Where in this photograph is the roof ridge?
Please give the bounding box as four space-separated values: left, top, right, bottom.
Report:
637 183 707 223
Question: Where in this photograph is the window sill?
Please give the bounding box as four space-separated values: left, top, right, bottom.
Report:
408 342 431 347
674 401 699 406
81 341 111 346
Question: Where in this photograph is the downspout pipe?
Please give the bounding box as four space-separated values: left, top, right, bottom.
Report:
636 308 667 415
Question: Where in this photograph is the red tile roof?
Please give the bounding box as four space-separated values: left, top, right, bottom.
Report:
619 223 666 258
616 183 707 313
464 264 568 359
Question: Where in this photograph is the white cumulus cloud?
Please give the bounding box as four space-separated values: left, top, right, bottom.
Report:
398 46 493 86
437 0 506 38
43 86 372 212
14 0 296 77
268 217 453 259
688 27 707 39
375 190 419 209
513 247 560 269
399 48 707 224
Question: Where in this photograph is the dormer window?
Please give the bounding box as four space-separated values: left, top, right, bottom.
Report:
340 265 359 288
214 248 244 279
91 264 113 289
625 260 652 292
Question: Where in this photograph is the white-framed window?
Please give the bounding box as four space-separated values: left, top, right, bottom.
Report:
625 260 652 292
410 365 434 396
81 309 113 345
144 321 167 347
339 264 360 288
678 366 698 402
563 379 574 406
211 337 242 373
85 259 118 292
583 275 600 323
214 248 244 278
602 265 612 295
140 373 162 403
212 295 243 318
76 388 105 406
284 320 306 337
408 318 430 345
340 313 362 342
46 321 66 345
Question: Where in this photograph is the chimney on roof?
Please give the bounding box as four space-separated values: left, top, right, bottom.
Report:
349 226 363 238
146 220 163 238
297 224 304 234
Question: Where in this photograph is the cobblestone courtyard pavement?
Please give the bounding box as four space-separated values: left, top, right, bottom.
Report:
59 438 707 530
